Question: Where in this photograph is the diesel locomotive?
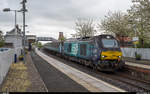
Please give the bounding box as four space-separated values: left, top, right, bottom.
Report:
44 35 125 71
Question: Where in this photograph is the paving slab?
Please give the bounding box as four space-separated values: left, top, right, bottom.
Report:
26 53 48 92
30 51 89 92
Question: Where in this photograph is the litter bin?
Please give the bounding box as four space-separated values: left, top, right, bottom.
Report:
14 54 17 63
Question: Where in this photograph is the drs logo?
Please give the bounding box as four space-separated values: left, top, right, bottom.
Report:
71 43 78 56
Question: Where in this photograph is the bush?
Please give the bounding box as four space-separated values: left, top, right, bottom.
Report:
37 42 43 49
25 49 28 54
135 52 141 60
19 55 24 61
136 42 150 48
0 41 4 47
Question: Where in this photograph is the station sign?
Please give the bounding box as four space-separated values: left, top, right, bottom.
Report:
133 41 139 44
132 37 139 42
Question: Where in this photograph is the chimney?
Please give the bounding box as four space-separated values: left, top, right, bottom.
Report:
58 32 64 41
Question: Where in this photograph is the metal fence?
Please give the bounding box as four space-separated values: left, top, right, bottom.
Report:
121 48 150 60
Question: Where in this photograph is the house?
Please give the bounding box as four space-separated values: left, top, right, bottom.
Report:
25 35 36 50
116 36 133 47
5 25 23 49
4 25 23 57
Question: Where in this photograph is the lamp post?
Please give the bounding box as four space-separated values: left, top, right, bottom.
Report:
20 0 27 64
3 8 21 27
20 25 28 31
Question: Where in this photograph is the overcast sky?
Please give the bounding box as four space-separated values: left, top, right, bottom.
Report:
0 0 133 39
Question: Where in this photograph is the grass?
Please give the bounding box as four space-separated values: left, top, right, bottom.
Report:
0 62 31 92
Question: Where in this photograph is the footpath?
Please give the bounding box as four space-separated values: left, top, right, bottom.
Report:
0 52 47 92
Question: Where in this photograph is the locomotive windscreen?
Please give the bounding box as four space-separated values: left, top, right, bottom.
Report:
102 39 118 48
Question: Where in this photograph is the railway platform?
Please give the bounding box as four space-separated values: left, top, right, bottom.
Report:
35 49 126 92
125 62 150 70
0 52 47 92
30 50 88 92
124 57 150 70
124 57 150 65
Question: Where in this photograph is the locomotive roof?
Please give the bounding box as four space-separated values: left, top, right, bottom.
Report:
97 34 115 39
46 35 115 44
66 34 115 42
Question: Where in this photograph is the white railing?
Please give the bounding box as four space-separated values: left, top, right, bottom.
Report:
121 48 150 60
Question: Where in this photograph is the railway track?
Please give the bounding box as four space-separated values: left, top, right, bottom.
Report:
41 48 150 92
95 71 150 92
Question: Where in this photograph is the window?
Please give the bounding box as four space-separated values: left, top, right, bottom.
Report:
102 39 118 48
68 43 72 52
80 44 87 56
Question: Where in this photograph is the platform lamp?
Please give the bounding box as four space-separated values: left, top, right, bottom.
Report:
3 8 21 27
20 0 28 64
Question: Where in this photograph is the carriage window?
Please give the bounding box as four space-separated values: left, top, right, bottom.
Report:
102 39 118 48
68 44 72 52
80 44 87 56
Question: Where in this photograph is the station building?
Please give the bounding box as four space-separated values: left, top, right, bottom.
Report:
4 25 23 57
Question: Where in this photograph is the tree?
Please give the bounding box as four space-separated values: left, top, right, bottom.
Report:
98 11 133 46
73 18 96 38
127 0 150 47
99 11 132 37
37 42 43 49
0 30 4 47
59 37 66 43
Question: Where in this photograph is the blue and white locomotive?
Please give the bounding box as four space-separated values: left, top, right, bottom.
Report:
44 35 125 71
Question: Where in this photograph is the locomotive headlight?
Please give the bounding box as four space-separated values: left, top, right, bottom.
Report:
101 55 105 58
118 56 122 58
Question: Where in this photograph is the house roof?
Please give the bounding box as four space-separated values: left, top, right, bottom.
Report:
6 25 22 36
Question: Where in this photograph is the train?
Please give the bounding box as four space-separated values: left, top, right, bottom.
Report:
44 35 125 71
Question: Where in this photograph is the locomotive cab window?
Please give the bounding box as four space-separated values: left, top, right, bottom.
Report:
102 39 118 48
80 44 87 56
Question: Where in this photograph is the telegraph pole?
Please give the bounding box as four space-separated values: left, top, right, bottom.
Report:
21 0 27 64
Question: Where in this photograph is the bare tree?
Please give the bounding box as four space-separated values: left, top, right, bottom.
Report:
73 18 96 38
